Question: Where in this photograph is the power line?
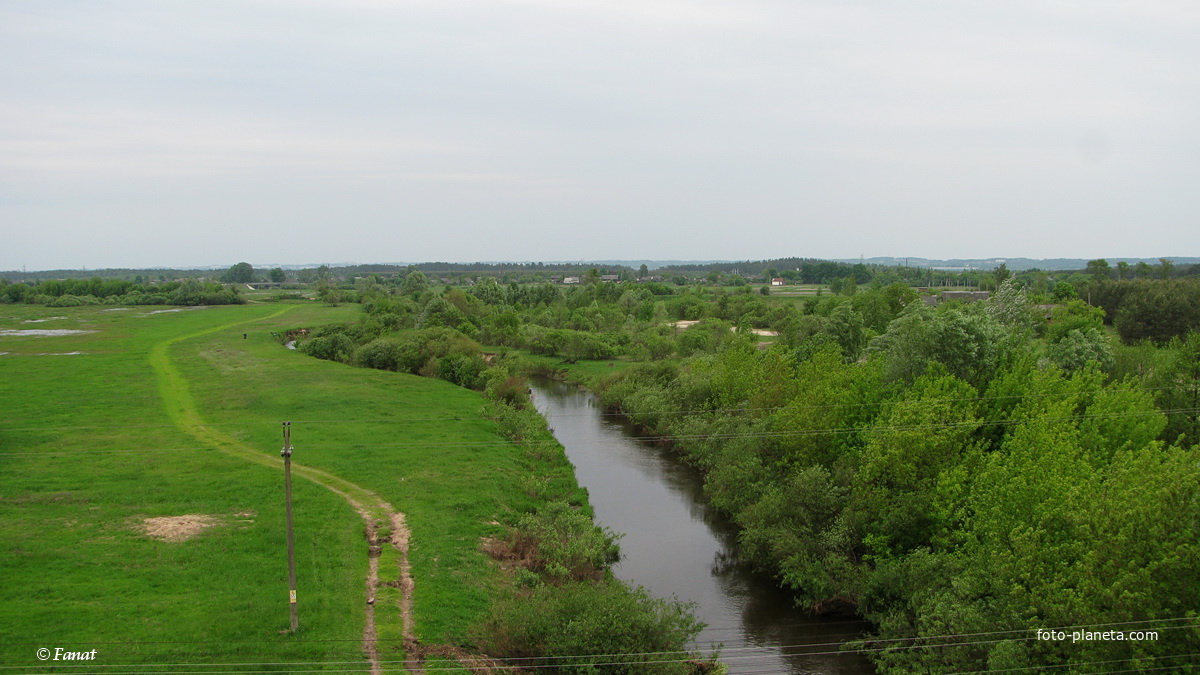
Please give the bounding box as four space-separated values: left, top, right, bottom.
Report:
5 616 1194 653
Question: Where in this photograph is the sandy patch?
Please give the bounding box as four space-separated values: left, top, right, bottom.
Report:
141 515 220 542
0 329 96 337
36 352 87 356
139 511 258 542
670 321 778 336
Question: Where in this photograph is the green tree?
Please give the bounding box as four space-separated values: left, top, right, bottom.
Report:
1047 328 1114 373
992 263 1012 287
1086 258 1112 279
269 267 286 283
401 270 428 295
1158 257 1174 279
222 262 255 284
986 278 1037 332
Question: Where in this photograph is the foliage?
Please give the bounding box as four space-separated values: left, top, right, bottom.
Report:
590 284 1200 673
509 502 621 581
476 581 705 674
1046 327 1114 373
221 262 255 283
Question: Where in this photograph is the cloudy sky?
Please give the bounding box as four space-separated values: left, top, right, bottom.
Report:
2 1 1198 270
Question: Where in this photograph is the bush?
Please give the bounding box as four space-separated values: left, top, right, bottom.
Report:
511 502 621 581
353 338 403 371
299 333 354 363
436 352 485 388
477 580 706 674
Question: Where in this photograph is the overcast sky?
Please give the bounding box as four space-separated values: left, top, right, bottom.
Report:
2 1 1198 270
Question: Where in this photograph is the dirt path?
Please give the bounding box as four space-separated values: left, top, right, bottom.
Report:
147 307 420 674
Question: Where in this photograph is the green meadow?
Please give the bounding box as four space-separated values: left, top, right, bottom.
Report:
1 303 577 672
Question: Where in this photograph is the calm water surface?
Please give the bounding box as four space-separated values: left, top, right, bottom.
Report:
531 379 876 675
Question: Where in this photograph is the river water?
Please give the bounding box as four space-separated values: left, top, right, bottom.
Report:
531 379 876 675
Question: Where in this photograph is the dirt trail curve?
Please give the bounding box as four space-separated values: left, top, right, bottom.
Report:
147 307 420 674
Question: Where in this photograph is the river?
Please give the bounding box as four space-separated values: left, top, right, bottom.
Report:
531 379 876 675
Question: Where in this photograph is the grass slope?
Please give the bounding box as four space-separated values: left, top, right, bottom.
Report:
2 302 583 672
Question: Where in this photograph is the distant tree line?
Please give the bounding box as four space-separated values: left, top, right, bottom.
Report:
0 277 243 306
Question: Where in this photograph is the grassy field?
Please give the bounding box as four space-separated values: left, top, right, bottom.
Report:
1 302 583 672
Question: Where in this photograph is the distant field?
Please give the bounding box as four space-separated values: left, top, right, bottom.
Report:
1 303 580 672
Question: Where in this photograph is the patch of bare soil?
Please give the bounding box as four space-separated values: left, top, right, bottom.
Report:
349 502 419 675
422 645 514 674
141 515 219 542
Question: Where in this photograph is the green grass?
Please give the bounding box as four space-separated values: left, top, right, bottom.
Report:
1 303 587 671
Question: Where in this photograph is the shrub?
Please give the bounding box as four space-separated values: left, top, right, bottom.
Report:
511 502 621 581
477 580 706 674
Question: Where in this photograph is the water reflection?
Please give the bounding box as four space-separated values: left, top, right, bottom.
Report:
531 379 875 675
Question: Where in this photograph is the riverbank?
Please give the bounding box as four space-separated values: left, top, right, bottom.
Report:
532 377 876 674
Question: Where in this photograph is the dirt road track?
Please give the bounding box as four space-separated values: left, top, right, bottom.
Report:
148 307 420 674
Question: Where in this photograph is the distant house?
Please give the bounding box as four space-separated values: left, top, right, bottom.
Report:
562 277 580 284
771 278 786 286
1034 304 1062 321
600 275 620 282
921 290 991 307
940 290 990 303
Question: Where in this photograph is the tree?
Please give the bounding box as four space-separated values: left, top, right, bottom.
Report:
1158 257 1174 279
222 262 255 284
269 267 286 283
402 270 428 295
993 263 1012 287
1086 258 1112 279
986 278 1037 332
639 264 649 279
1047 328 1114 373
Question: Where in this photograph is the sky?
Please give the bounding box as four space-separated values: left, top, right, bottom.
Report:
2 1 1198 271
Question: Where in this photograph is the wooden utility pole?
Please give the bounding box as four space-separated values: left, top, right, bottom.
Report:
282 421 298 632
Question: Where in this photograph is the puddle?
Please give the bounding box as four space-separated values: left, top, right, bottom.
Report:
23 316 68 323
0 329 96 337
141 306 210 316
101 308 130 312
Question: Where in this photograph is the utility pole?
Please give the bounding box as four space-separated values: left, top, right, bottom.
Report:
282 422 298 632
